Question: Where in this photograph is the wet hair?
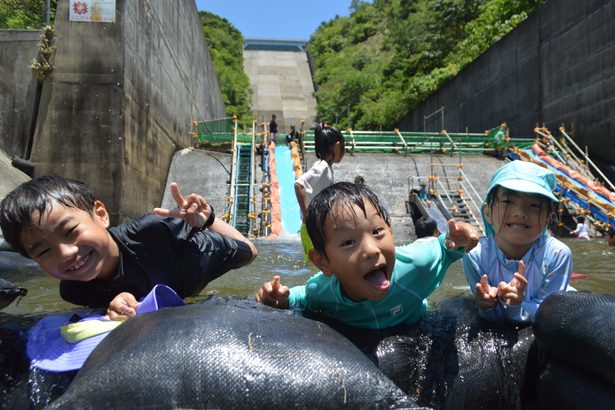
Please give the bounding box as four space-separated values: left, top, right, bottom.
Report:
314 123 344 161
306 181 390 257
484 186 555 233
0 175 97 257
415 216 438 238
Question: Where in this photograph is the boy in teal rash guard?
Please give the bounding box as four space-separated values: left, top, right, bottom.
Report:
256 182 479 330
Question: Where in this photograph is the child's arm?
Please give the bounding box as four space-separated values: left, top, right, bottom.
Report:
153 182 257 261
107 292 139 321
444 219 479 251
255 276 290 309
295 182 309 221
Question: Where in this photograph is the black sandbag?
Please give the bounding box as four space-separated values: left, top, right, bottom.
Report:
534 291 615 386
0 278 27 310
374 297 537 410
0 312 77 410
46 297 421 409
537 358 615 410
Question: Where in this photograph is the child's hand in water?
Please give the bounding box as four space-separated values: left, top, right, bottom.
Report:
153 182 214 229
497 261 528 305
107 292 139 321
475 275 498 309
256 276 290 309
444 220 479 251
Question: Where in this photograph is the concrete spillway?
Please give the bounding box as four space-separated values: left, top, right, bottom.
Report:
243 42 316 134
161 148 505 244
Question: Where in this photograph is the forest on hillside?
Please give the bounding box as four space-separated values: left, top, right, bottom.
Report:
199 11 253 126
0 0 56 29
309 0 544 130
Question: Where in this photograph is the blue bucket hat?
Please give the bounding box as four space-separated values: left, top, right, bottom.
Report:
482 160 557 236
27 285 184 372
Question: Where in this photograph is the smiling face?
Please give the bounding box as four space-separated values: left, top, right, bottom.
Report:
484 187 551 259
20 201 119 282
309 200 395 302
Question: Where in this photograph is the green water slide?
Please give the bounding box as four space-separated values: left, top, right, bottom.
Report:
232 144 254 235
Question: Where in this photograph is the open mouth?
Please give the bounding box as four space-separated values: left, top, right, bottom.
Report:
363 266 390 290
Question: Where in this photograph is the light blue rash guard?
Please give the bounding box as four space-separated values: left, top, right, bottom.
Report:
288 234 464 329
462 234 573 324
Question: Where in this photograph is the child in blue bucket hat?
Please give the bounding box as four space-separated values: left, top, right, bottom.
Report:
462 160 573 323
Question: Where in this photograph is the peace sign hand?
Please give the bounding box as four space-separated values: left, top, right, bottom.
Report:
153 182 213 229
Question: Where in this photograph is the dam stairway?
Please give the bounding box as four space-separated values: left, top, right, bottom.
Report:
231 144 254 235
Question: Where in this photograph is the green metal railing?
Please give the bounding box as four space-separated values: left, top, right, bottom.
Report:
194 117 234 146
194 120 534 155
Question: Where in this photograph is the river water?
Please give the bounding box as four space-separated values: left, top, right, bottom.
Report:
2 234 614 316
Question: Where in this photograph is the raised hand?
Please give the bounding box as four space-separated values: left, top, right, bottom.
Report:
255 276 290 309
475 274 498 309
445 219 479 252
497 260 528 305
153 182 213 229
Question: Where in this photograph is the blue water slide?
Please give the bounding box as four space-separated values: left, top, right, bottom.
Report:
274 146 302 235
523 150 615 227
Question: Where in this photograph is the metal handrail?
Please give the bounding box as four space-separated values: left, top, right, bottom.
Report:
348 128 356 154
459 168 483 214
228 119 238 227
394 128 408 155
534 128 569 165
248 118 256 236
440 130 459 151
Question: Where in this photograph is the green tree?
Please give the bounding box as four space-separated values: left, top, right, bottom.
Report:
0 0 56 29
199 11 252 126
309 0 544 130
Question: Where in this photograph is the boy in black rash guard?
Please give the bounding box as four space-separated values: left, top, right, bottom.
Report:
0 176 257 320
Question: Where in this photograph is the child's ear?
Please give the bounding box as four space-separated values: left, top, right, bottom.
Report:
308 249 333 276
483 203 493 225
93 200 110 228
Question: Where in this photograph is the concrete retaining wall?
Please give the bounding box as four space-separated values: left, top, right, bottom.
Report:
28 0 225 223
398 0 615 163
0 30 41 159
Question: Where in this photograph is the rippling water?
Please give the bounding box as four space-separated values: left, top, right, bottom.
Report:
2 235 614 315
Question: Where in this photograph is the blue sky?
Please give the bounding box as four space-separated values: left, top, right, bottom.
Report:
195 0 357 40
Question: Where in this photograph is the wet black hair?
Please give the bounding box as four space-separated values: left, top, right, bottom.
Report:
314 123 344 161
0 175 97 257
415 216 438 238
306 181 390 257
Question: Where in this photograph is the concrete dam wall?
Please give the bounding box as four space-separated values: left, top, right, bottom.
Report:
0 30 41 162
0 0 225 223
243 40 317 134
398 0 615 164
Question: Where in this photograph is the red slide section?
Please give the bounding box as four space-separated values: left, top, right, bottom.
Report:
531 142 615 204
267 142 282 238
